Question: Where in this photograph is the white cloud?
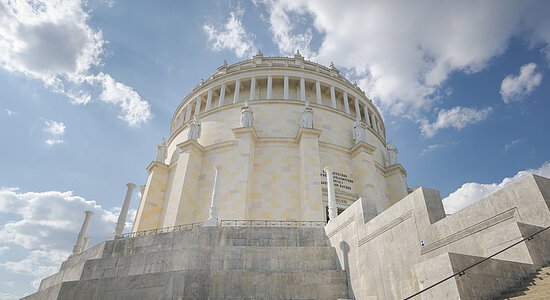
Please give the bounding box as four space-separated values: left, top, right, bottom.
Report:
5 109 15 117
253 1 550 118
500 63 543 103
0 0 151 127
443 161 550 214
43 119 65 145
504 139 522 152
203 10 255 58
420 143 447 156
420 106 492 138
0 245 9 254
0 188 136 290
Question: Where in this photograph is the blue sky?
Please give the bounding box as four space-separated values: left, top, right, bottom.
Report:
1 0 550 297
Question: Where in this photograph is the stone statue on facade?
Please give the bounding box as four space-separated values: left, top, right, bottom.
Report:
155 137 167 163
300 100 314 128
352 117 368 144
386 141 398 166
240 102 254 127
187 115 201 140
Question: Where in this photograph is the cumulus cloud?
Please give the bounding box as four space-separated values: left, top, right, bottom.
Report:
420 106 493 138
500 63 543 103
504 139 522 152
203 9 255 58
0 188 136 290
43 119 65 145
253 1 550 118
0 0 151 127
443 161 550 214
420 143 449 156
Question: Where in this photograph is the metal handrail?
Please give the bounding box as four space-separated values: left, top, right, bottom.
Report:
120 219 327 238
404 224 550 299
220 219 327 227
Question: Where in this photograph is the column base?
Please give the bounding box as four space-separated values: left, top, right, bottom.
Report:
203 218 220 226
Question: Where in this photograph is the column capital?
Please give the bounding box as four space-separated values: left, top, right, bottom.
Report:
295 127 322 142
84 210 94 216
146 161 169 173
126 183 137 190
176 139 205 154
349 141 377 157
323 165 333 173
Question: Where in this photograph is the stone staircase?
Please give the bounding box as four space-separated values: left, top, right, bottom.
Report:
24 226 349 300
497 265 550 299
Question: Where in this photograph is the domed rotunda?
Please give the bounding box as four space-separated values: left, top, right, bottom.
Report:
132 51 408 232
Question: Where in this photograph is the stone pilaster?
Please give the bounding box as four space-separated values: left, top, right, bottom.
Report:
296 128 324 221
384 164 409 205
161 140 205 227
132 161 169 232
232 127 257 219
349 142 379 221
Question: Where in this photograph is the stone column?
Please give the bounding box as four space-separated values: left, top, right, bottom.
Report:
284 76 289 100
233 79 240 103
194 96 201 116
300 77 306 101
185 103 192 122
250 77 256 101
297 128 324 221
161 141 204 227
324 166 338 222
114 183 136 238
330 86 337 109
354 98 361 120
343 92 350 114
133 162 169 232
72 211 94 255
219 84 226 107
315 81 322 104
204 165 222 226
364 105 371 126
82 236 90 252
206 89 212 111
267 76 273 100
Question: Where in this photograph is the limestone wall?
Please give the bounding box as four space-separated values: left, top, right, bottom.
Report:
325 174 550 299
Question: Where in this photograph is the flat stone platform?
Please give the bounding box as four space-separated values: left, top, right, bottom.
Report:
23 226 349 300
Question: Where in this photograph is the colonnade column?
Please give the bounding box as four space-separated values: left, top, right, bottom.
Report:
194 96 201 116
315 81 322 104
324 166 338 222
114 183 136 238
267 76 273 100
354 98 361 120
205 89 212 111
219 84 226 107
330 86 337 109
284 76 289 100
297 128 324 221
300 77 306 101
72 211 94 254
364 105 371 126
343 92 350 114
185 103 192 122
204 165 222 226
250 77 256 101
233 79 241 103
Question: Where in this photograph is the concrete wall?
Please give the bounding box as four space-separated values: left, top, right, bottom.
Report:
325 174 550 299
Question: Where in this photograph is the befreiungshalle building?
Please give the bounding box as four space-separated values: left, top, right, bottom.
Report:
24 52 550 300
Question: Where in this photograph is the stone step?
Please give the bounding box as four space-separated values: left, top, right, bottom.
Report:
82 246 342 280
497 264 550 299
56 269 349 300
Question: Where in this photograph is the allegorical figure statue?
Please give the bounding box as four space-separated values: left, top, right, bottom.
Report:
352 117 368 144
386 141 399 166
300 101 314 128
187 115 201 140
240 102 254 127
155 137 167 163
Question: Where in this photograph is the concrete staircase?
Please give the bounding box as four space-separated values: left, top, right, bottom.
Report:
24 226 349 300
497 265 550 299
